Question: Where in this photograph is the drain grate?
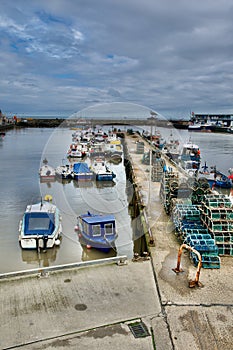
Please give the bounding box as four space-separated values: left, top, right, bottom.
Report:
128 321 150 338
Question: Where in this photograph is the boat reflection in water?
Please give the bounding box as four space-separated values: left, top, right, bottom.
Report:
95 180 116 188
21 246 59 268
73 179 94 188
81 245 116 261
56 177 73 186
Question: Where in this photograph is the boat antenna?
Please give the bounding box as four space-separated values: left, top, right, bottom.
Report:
40 196 43 209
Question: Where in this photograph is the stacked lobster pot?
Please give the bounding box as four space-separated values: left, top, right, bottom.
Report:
142 150 165 182
172 203 221 268
172 204 203 237
200 194 233 256
190 177 211 205
159 170 179 214
136 141 145 154
151 158 166 182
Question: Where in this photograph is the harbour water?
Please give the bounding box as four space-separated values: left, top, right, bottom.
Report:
159 127 233 175
0 124 232 274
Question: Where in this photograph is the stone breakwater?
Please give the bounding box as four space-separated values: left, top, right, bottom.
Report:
1 117 187 132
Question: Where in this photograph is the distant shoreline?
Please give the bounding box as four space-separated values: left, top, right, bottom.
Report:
0 117 190 131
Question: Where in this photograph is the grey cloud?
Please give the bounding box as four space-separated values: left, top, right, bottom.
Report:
1 0 233 117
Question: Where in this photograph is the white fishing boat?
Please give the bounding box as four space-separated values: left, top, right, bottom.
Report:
162 132 180 161
19 195 62 250
178 140 201 176
88 143 106 158
105 141 123 162
39 159 56 181
67 143 83 158
55 164 74 179
93 128 108 142
91 158 116 181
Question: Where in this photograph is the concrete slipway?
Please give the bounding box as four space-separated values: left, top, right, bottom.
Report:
0 134 232 350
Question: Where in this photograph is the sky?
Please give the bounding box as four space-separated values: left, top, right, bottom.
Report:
1 0 233 119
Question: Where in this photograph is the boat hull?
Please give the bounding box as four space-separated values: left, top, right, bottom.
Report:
19 230 62 249
200 171 232 189
57 173 73 180
207 178 232 189
78 234 115 253
96 174 115 181
39 165 56 181
40 175 56 181
73 173 93 181
55 167 73 179
73 162 94 181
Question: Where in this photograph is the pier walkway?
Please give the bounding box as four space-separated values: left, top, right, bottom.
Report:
0 133 232 350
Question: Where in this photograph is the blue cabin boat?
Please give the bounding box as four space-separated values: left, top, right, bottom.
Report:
199 163 232 189
73 162 94 181
76 212 118 252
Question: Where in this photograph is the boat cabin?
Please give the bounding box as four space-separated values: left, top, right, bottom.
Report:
180 142 200 162
24 211 55 236
80 213 115 237
77 212 117 251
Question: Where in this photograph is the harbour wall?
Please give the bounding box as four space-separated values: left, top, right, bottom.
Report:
0 117 186 131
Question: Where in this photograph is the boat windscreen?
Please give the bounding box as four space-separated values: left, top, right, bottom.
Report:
24 212 55 235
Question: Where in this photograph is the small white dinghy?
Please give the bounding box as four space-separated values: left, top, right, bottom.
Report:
39 159 56 181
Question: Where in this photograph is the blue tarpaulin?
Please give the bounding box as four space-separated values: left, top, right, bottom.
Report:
73 162 91 173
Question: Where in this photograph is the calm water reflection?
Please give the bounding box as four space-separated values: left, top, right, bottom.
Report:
0 127 133 273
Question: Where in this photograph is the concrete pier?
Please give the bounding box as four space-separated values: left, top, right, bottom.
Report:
125 133 233 350
0 133 232 350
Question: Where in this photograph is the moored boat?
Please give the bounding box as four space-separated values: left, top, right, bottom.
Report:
91 157 116 181
188 122 212 132
75 211 118 252
105 140 123 163
67 143 83 158
162 132 180 161
199 164 232 189
178 140 201 176
73 162 93 181
39 159 56 181
189 113 233 133
88 143 106 158
228 168 233 180
19 195 62 250
55 164 74 179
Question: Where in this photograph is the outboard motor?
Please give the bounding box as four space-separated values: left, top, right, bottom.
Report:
36 236 40 252
43 235 48 251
